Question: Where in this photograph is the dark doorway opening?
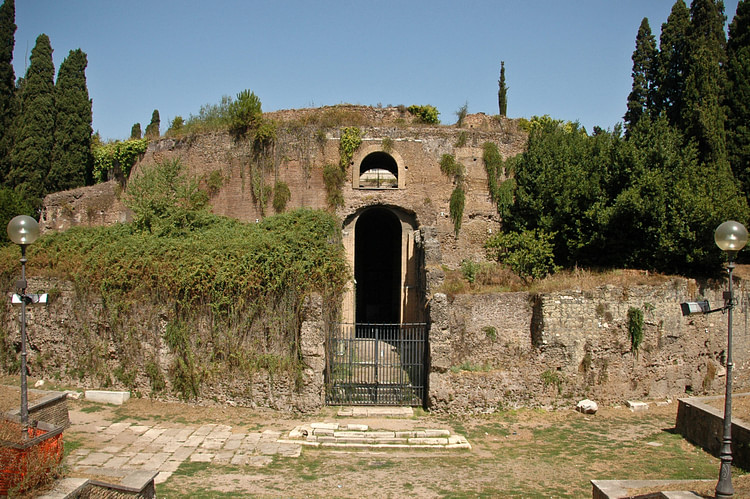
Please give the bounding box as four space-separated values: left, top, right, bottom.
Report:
355 208 401 327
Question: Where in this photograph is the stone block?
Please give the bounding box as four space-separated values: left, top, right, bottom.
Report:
84 390 130 405
345 424 368 431
626 400 649 412
423 429 451 437
310 422 339 430
408 437 449 445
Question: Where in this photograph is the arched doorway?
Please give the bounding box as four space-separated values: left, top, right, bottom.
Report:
354 207 401 325
326 206 428 407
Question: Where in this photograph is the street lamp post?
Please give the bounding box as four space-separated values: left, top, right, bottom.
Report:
714 220 748 499
6 215 40 437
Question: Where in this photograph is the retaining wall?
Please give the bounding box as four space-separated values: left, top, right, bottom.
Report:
676 394 750 471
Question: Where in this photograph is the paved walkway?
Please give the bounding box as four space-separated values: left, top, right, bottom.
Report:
65 406 470 486
68 419 300 485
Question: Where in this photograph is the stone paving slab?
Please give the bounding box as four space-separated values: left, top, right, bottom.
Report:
284 423 471 450
65 409 470 490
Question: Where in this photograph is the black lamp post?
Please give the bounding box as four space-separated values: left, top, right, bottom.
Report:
714 220 748 499
7 214 40 437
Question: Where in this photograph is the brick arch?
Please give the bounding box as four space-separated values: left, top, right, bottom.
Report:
351 144 406 189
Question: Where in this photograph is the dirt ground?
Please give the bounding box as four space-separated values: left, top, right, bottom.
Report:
3 382 750 498
0 384 47 413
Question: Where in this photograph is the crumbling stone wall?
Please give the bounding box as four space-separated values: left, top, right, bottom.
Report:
1 277 326 413
40 181 131 233
428 278 750 412
40 106 527 267
5 274 747 413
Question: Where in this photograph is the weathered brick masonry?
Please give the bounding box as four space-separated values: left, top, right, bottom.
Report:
29 106 749 411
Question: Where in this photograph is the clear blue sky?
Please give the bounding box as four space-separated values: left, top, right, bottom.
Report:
12 1 741 141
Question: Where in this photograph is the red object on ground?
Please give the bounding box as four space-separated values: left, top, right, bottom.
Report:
0 421 64 495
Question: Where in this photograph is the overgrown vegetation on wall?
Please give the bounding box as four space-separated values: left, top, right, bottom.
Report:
92 138 149 183
439 153 465 236
0 159 349 399
482 142 515 217
323 127 361 209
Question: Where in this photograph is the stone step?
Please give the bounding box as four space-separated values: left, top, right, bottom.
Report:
284 423 471 450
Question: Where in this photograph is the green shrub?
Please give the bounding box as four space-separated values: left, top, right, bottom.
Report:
253 118 277 152
273 181 291 213
339 127 362 169
407 104 440 124
541 369 564 395
439 154 463 177
92 138 149 183
124 158 210 235
455 102 468 127
3 207 350 400
483 326 498 342
460 259 481 284
229 89 262 135
167 116 184 135
454 131 468 148
323 163 346 208
449 185 465 237
628 307 644 354
145 360 166 393
485 229 558 281
204 170 224 197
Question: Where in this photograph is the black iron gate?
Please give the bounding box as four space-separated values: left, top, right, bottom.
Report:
325 323 427 406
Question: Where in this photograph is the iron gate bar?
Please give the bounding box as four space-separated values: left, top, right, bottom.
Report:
326 323 427 406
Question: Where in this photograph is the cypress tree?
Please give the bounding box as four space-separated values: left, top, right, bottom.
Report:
0 0 15 183
725 0 750 194
498 61 508 117
654 0 691 125
624 18 657 134
47 49 92 191
144 109 160 138
9 33 54 203
130 123 141 139
682 0 728 167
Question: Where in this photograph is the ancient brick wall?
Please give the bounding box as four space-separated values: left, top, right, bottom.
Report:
40 106 527 268
428 278 750 412
6 273 748 412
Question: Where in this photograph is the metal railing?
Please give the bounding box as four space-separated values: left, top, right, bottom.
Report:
326 323 427 406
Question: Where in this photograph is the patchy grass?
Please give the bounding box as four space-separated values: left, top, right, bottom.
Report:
164 406 729 497
438 263 682 296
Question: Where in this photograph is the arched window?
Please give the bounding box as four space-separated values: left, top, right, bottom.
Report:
358 152 398 189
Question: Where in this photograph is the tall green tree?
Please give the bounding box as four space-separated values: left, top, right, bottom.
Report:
624 18 657 134
497 61 508 117
725 0 750 194
505 116 748 274
610 116 746 273
144 109 160 138
654 0 691 125
682 0 728 167
48 49 92 191
9 33 54 204
0 0 15 183
503 120 619 267
130 123 141 139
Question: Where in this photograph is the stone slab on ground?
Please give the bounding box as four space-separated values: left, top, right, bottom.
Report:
84 390 131 405
337 406 414 417
591 479 708 499
626 400 649 412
